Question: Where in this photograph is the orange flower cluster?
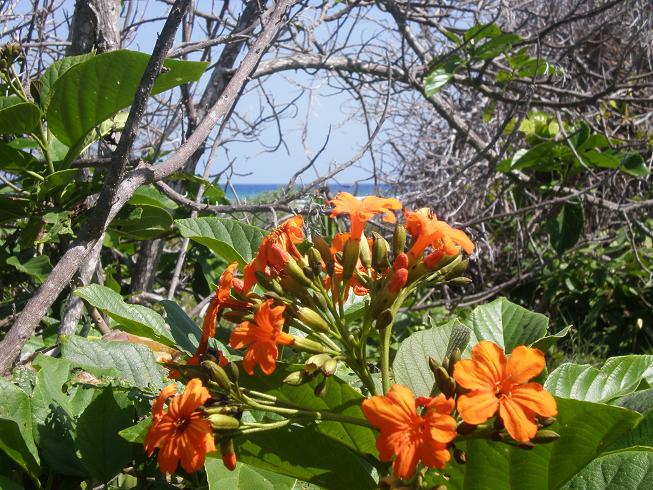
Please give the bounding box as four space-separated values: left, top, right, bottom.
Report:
329 193 401 239
144 379 216 474
454 341 557 442
362 385 457 479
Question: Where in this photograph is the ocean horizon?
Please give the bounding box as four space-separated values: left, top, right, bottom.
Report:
223 182 391 200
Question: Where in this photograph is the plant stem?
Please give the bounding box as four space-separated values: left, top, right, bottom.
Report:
379 325 393 394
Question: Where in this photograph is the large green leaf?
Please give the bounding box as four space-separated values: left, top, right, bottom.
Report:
176 217 267 265
74 284 175 346
39 52 96 111
237 362 377 459
110 204 173 240
0 143 39 175
46 50 207 147
75 387 135 483
547 202 584 254
464 297 549 352
6 255 52 283
393 319 471 397
432 398 642 489
607 410 653 451
0 380 39 479
238 425 376 490
560 449 653 489
61 335 167 389
544 355 653 403
160 300 202 355
205 457 297 490
0 96 40 135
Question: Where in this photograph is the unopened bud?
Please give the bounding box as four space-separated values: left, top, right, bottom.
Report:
371 233 391 271
448 276 473 286
293 337 325 354
285 260 313 287
321 358 338 377
392 224 406 257
388 268 408 292
428 356 442 374
297 307 330 333
359 235 372 269
223 362 239 383
445 259 469 278
532 430 560 444
283 370 311 385
220 439 237 471
313 234 334 275
308 248 323 276
342 239 361 281
447 348 461 375
376 309 394 330
255 271 285 296
302 265 315 280
538 417 556 428
208 413 240 430
434 367 456 397
393 252 409 271
222 310 253 323
424 249 445 268
518 441 535 450
454 448 467 465
314 378 327 397
201 360 231 391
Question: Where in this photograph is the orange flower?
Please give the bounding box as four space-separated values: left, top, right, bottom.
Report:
453 341 558 442
362 384 457 480
329 193 402 239
325 232 370 299
404 208 474 260
229 299 294 375
144 379 216 474
243 215 305 290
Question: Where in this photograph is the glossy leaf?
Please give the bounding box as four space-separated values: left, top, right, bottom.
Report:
118 417 152 444
0 380 39 479
46 50 207 147
393 319 471 397
160 300 202 355
6 255 52 283
560 449 653 489
464 297 549 352
544 355 653 403
39 52 95 110
176 217 267 265
205 457 297 490
74 284 175 346
0 96 40 135
61 335 167 389
424 59 460 96
607 410 653 451
75 387 134 483
110 204 173 240
0 143 39 175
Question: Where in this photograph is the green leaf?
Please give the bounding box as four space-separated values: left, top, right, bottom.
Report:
424 60 460 96
118 417 152 444
547 202 584 254
176 217 267 265
205 457 297 490
607 410 653 451
530 325 572 352
0 195 29 224
393 319 471 397
238 425 376 490
0 476 24 490
615 388 653 414
238 362 377 459
46 50 207 147
0 143 39 175
74 284 175 346
621 153 649 177
160 300 202 355
39 52 95 111
61 335 167 389
0 96 40 135
75 387 135 483
130 185 178 210
0 380 40 479
36 168 79 200
464 297 549 352
544 355 653 403
560 449 653 489
6 255 52 283
110 204 173 240
433 398 642 489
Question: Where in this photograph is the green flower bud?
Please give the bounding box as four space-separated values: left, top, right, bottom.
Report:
342 239 361 281
313 234 334 275
284 260 313 287
208 413 240 430
392 224 406 257
359 235 372 269
297 307 331 333
283 370 311 385
201 360 231 391
321 358 338 377
371 232 391 271
308 247 323 276
532 430 560 444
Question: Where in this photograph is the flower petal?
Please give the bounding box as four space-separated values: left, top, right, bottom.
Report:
457 390 499 425
506 346 546 384
392 442 420 480
499 396 538 442
509 383 558 418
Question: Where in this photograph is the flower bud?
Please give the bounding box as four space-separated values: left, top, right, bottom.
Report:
313 234 334 275
284 260 313 287
424 249 445 268
221 310 253 323
393 252 409 271
447 348 461 376
428 356 442 374
388 268 408 292
201 360 231 391
434 366 456 398
321 358 338 377
208 413 240 430
283 370 311 385
392 224 406 257
446 258 469 278
223 362 239 383
293 337 326 354
372 233 391 271
255 271 285 296
308 248 323 276
342 239 361 281
359 235 372 269
538 417 556 428
532 430 560 444
314 378 328 397
454 448 467 465
220 439 237 471
375 309 394 330
304 353 331 374
448 276 473 286
297 307 330 333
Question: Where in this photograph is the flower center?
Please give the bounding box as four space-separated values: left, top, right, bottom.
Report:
174 417 190 432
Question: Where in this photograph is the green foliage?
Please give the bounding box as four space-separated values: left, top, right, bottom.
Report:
560 449 653 489
0 96 40 134
205 458 298 490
